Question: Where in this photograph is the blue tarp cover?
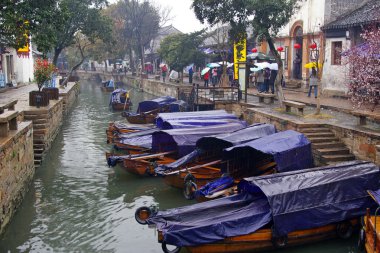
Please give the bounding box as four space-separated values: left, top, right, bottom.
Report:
151 122 246 157
147 160 379 247
368 189 380 206
196 123 276 151
137 96 177 113
155 149 202 174
156 110 238 129
223 130 313 172
111 122 153 132
147 192 271 247
155 124 275 173
119 134 152 149
110 89 127 104
161 119 246 130
167 100 187 113
239 160 380 237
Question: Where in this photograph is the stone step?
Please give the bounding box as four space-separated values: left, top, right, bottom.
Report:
300 127 331 133
33 129 47 135
32 119 47 124
34 153 43 159
304 132 335 138
34 160 41 165
34 148 44 154
322 154 356 162
33 143 45 149
297 124 325 129
317 147 350 155
312 142 346 149
33 124 46 130
308 137 339 143
23 110 49 116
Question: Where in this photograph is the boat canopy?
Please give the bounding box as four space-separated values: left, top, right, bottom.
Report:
151 122 246 156
196 123 276 151
223 130 313 173
119 134 152 149
166 100 188 113
137 96 177 113
155 124 275 173
147 160 379 247
110 88 128 104
111 122 153 132
161 119 246 130
239 160 380 237
155 110 238 129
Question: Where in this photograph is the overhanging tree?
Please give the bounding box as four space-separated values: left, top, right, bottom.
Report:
0 0 55 49
344 24 380 112
32 0 110 65
159 31 206 83
192 0 302 105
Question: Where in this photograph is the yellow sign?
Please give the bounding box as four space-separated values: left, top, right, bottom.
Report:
17 21 30 57
233 38 246 79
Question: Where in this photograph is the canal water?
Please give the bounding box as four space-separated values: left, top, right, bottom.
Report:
0 80 358 253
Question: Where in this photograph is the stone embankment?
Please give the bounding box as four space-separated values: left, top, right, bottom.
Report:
0 82 79 235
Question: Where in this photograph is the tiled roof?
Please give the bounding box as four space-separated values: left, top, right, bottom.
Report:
323 0 380 30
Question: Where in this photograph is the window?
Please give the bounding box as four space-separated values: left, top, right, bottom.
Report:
332 41 342 65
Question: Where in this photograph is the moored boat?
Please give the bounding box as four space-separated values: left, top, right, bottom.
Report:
136 160 379 253
109 88 132 111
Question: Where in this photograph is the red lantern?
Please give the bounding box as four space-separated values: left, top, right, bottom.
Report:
277 46 284 52
251 48 258 53
294 43 301 49
309 43 317 49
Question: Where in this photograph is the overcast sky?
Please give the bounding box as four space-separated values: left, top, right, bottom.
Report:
108 0 208 33
152 0 208 33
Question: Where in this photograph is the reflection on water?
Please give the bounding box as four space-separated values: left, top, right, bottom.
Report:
0 80 359 252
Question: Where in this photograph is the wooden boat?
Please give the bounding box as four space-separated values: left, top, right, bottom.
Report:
122 151 176 176
101 86 115 92
359 190 380 253
125 110 158 124
109 122 246 176
109 88 132 111
123 96 177 124
158 220 358 253
157 128 311 200
136 160 379 253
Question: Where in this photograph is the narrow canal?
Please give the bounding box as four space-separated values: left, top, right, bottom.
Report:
0 80 359 253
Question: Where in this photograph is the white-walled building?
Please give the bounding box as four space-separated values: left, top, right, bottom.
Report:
0 43 34 87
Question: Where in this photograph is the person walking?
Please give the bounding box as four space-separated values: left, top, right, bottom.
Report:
203 71 210 87
269 69 278 94
263 67 271 93
256 69 264 93
188 66 194 84
212 68 218 87
161 64 168 82
307 67 318 98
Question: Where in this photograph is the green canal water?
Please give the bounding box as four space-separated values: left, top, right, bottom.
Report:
0 80 359 252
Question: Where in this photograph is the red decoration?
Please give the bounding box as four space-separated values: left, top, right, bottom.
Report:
251 48 258 53
294 43 301 49
277 46 284 52
309 43 317 49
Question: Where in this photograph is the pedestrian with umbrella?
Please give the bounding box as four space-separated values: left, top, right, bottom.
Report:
201 67 210 87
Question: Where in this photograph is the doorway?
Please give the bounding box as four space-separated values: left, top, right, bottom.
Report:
293 26 303 79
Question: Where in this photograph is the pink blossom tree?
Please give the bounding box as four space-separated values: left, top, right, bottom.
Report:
344 24 380 111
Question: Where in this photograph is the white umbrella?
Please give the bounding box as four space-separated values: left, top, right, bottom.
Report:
159 63 166 67
255 62 271 69
201 67 210 75
218 61 231 65
227 63 234 68
250 67 262 72
269 63 278 70
207 63 221 68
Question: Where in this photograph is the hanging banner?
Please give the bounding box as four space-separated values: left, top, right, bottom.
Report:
17 21 30 58
233 38 246 80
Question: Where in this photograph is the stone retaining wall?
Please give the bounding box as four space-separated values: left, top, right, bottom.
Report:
241 107 380 165
0 122 34 234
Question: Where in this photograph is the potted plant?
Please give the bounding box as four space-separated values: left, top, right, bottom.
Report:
30 58 56 107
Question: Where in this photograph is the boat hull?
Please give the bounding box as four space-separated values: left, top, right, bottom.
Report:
111 102 130 111
158 220 358 253
101 86 115 92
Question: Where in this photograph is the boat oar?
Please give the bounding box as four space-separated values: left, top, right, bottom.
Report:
165 160 222 175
